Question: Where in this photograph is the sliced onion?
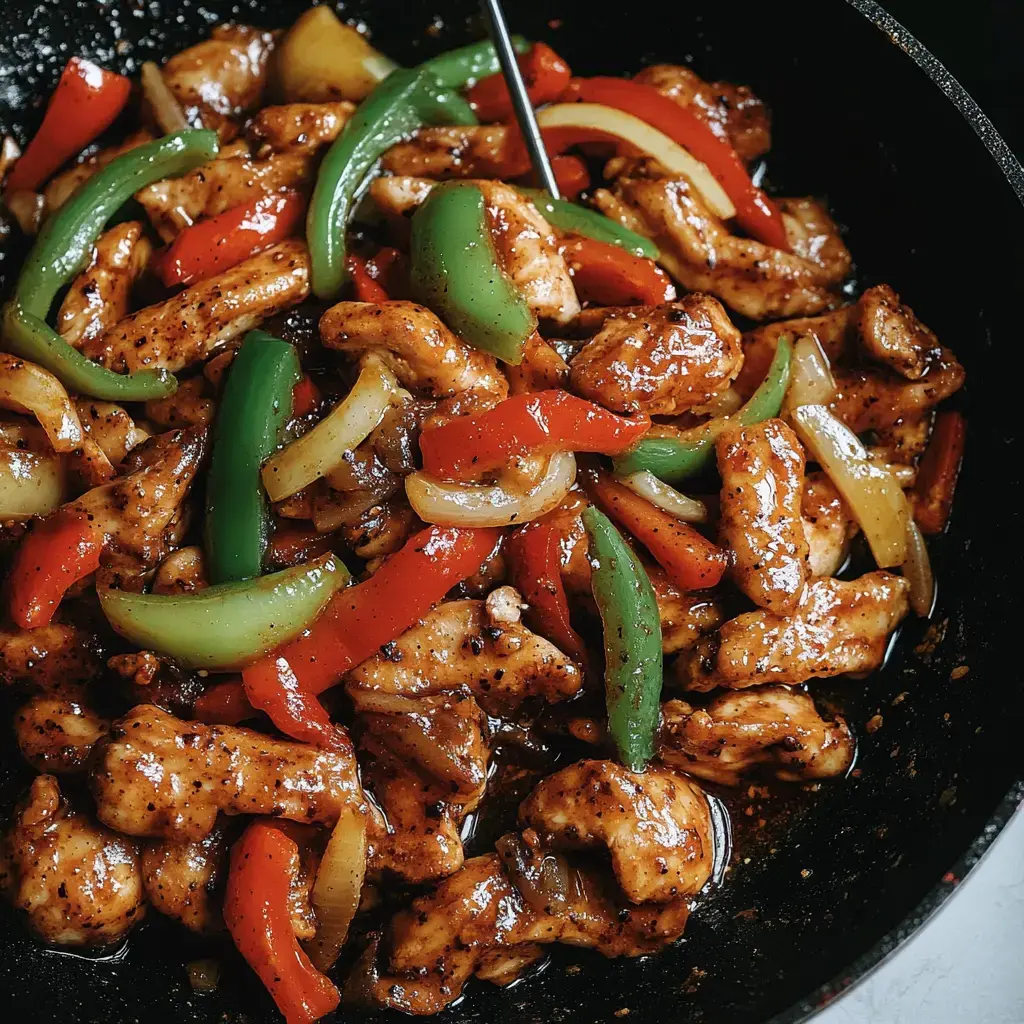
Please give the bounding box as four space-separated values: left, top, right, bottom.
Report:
406 451 576 528
311 489 388 533
791 404 908 568
617 469 708 524
262 356 398 502
362 53 399 84
903 517 935 617
141 61 190 133
0 446 65 519
347 689 423 715
305 803 367 971
0 353 85 453
784 334 836 413
536 103 736 219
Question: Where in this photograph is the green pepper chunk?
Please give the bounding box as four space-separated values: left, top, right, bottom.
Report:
419 35 529 88
613 335 793 483
582 506 663 772
517 188 660 260
204 330 301 584
410 181 535 365
2 129 219 401
99 553 349 670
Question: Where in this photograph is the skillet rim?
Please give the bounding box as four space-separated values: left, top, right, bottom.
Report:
771 4 1024 1019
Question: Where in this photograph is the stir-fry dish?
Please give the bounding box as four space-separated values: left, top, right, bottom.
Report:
0 11 967 1023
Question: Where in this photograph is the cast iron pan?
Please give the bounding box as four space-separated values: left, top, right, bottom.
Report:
1 1 1022 1021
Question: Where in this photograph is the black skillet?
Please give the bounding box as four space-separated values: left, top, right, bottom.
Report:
1 1 1022 1021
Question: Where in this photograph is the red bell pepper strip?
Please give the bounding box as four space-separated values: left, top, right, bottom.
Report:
913 410 966 535
193 677 254 725
157 191 305 288
508 524 588 667
8 509 104 629
366 246 408 297
562 236 676 306
345 254 390 303
550 154 590 199
467 43 571 122
563 77 789 250
6 58 132 194
242 525 500 741
224 820 340 1024
420 389 651 482
584 468 727 591
290 375 322 419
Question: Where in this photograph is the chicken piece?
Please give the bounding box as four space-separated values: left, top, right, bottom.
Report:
0 622 103 692
651 574 724 654
82 241 310 374
682 571 910 691
802 471 856 577
659 687 856 785
320 301 508 401
369 174 438 217
717 418 809 613
152 545 208 595
141 820 231 933
569 296 743 415
14 696 109 774
361 844 692 1014
56 222 151 349
246 101 354 155
381 125 509 179
854 283 939 380
144 376 216 429
519 760 714 904
75 400 148 465
69 426 206 568
89 704 363 840
136 148 312 241
161 24 276 139
42 130 154 212
0 775 145 947
338 499 421 563
506 333 570 394
632 64 771 163
347 597 582 709
594 173 851 321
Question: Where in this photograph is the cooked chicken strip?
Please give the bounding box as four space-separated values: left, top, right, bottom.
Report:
717 418 809 613
569 297 743 415
82 241 310 373
802 471 857 577
320 301 508 401
56 222 151 349
854 283 940 380
594 172 850 321
659 687 856 785
152 545 208 595
75 400 148 465
14 696 109 774
90 704 363 840
137 148 312 241
69 427 206 568
682 571 911 691
0 622 103 692
506 333 570 394
0 775 145 947
42 130 154 212
347 597 582 709
632 64 771 163
144 377 216 429
369 174 437 217
246 101 354 155
381 125 509 179
519 761 714 904
161 24 276 139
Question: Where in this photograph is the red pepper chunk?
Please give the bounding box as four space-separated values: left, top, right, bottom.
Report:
8 510 104 629
157 191 305 288
508 524 588 668
563 77 789 251
584 469 727 591
224 821 340 1024
6 58 132 193
192 677 254 726
345 254 390 303
550 155 590 199
562 237 676 306
467 43 571 123
913 411 966 535
419 390 650 482
290 376 322 419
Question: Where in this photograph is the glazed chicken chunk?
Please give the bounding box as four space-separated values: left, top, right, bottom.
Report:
89 705 364 841
0 622 103 692
0 775 145 947
14 696 109 775
659 687 856 785
245 101 354 155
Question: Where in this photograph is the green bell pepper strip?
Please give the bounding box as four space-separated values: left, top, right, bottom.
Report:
410 181 536 365
204 331 301 584
613 335 793 483
2 129 219 401
419 36 529 88
582 506 663 773
98 553 350 671
518 187 660 260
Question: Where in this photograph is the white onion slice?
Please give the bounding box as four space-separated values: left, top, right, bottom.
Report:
902 517 935 617
0 352 85 453
784 334 837 413
617 470 708 524
0 446 65 519
406 451 576 528
140 62 190 133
